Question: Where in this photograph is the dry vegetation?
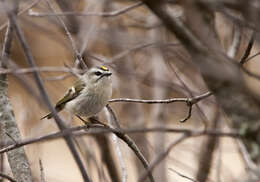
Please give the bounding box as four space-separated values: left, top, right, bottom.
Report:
0 0 260 182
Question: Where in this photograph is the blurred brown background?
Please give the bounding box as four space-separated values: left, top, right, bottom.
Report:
1 0 260 182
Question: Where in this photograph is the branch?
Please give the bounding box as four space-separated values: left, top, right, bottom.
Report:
8 12 91 182
108 42 180 64
29 2 143 18
106 104 121 129
43 0 87 69
245 52 260 63
100 123 155 182
0 66 83 75
240 32 255 64
0 172 16 182
0 1 33 181
109 92 211 104
39 159 46 182
169 168 198 182
227 25 241 58
105 108 126 182
0 0 41 32
110 92 212 122
138 134 189 182
0 126 241 154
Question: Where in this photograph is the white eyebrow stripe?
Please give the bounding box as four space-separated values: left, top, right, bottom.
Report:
71 86 76 93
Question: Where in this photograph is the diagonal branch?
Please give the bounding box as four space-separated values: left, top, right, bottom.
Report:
8 11 91 182
0 1 33 181
43 0 87 69
0 125 241 155
29 2 143 18
138 134 189 182
240 32 255 65
0 172 16 182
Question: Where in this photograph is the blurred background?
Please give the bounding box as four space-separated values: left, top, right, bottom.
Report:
0 0 260 181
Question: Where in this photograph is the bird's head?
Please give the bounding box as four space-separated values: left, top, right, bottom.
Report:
83 66 112 86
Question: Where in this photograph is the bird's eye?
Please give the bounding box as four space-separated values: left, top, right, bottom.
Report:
95 71 102 76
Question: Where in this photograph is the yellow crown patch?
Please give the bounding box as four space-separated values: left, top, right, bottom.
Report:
100 66 109 71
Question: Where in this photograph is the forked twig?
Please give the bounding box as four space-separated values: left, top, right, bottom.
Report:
110 92 212 122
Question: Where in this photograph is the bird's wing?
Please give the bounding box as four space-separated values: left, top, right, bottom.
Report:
41 80 86 120
55 79 86 111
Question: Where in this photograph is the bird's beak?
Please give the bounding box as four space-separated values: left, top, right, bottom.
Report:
97 72 112 81
103 72 112 77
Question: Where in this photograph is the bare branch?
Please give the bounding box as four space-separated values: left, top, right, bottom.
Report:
0 126 241 155
100 123 155 182
0 66 82 75
227 25 241 58
138 134 189 182
8 11 91 182
0 172 16 182
110 92 212 122
240 32 255 64
236 139 258 172
109 92 212 104
106 104 121 129
0 1 33 181
28 2 143 18
108 42 180 64
39 159 46 182
105 108 127 182
169 168 198 182
0 0 41 32
179 101 192 123
245 52 260 63
43 0 87 69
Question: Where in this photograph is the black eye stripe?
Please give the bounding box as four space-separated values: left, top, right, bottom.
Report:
95 71 102 76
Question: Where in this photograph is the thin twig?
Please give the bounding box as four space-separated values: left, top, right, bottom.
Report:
106 104 121 129
241 66 260 80
0 125 86 154
110 92 212 122
179 101 192 122
88 115 154 182
0 126 241 154
0 0 41 32
108 42 180 64
29 2 143 18
245 52 260 62
138 134 189 182
0 59 45 104
111 92 212 104
39 159 46 182
8 12 91 182
227 25 241 58
236 139 258 172
4 132 17 144
240 32 255 65
0 66 83 75
105 108 127 182
169 168 199 182
166 60 209 126
100 123 155 182
109 92 212 104
43 0 87 69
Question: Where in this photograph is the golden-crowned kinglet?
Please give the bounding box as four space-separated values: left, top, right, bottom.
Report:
41 66 112 120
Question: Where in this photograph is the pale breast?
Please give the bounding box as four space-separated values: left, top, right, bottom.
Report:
65 81 112 118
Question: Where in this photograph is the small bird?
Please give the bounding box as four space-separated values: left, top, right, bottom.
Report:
41 66 112 120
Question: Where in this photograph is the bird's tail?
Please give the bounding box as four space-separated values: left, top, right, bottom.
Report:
40 113 53 120
41 106 63 120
